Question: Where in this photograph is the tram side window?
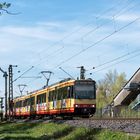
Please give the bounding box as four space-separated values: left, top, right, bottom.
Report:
15 102 18 108
48 91 51 101
37 93 46 104
50 91 53 101
67 86 70 98
62 87 67 99
71 86 74 98
57 88 62 100
57 86 71 99
48 92 50 101
26 98 30 106
52 90 56 100
49 86 73 100
23 100 27 107
16 101 22 108
16 101 20 108
24 99 28 107
21 100 24 107
24 99 27 107
30 97 35 105
19 101 22 107
15 102 17 108
37 95 40 104
42 93 46 103
20 101 22 107
67 86 74 98
49 90 54 101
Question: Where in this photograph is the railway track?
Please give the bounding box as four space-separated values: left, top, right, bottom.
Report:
7 117 140 134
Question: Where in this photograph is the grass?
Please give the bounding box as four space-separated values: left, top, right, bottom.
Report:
0 122 140 140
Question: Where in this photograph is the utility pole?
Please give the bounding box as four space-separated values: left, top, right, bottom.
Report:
8 65 17 121
0 97 4 121
4 72 8 120
77 66 95 80
0 67 8 120
77 66 86 80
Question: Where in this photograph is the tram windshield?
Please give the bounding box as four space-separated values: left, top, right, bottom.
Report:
75 83 95 99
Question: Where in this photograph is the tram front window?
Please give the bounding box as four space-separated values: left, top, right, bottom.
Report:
75 85 95 99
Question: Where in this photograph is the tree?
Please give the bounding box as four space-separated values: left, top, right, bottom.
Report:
96 70 127 109
0 2 19 15
0 2 11 15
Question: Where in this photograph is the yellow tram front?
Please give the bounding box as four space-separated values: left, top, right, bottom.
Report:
73 79 96 116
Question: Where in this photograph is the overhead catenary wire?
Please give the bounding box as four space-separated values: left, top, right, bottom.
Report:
53 17 140 68
81 0 137 39
32 0 138 68
87 49 140 71
59 67 75 79
93 52 140 73
30 0 131 66
13 66 34 83
36 0 125 55
34 46 64 67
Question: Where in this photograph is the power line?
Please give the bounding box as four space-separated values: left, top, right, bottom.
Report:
54 17 140 68
59 67 75 79
32 0 138 68
35 46 64 67
36 0 124 55
13 66 34 83
93 52 140 73
87 49 140 71
30 0 131 66
81 0 138 39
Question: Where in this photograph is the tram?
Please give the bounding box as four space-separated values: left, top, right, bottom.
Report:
13 78 96 118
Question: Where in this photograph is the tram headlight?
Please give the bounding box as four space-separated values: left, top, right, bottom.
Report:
75 104 79 108
90 104 95 107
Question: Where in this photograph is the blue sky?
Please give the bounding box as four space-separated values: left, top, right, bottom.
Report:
0 0 140 97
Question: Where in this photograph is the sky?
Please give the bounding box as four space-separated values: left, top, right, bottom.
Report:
0 0 140 97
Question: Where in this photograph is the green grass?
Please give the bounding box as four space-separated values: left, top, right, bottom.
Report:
0 122 139 140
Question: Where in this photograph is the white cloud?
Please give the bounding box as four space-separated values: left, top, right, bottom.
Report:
37 21 63 28
0 26 62 40
115 13 139 22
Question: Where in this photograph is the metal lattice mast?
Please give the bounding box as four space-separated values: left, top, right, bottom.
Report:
8 65 13 120
8 65 17 120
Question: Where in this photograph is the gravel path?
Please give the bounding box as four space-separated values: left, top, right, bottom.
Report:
49 119 140 134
